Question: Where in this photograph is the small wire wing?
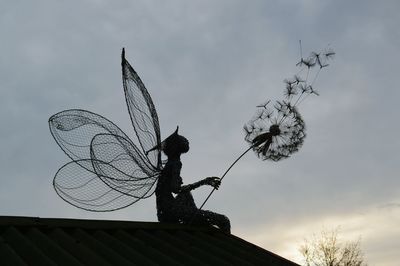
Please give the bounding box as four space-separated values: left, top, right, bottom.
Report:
53 159 158 211
49 109 159 211
121 49 162 170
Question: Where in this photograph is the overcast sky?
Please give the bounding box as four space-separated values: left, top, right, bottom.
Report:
1 0 399 264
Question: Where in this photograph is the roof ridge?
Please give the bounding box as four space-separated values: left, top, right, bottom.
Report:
0 215 221 232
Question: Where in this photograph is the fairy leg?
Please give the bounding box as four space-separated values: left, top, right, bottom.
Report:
174 192 230 233
196 209 231 234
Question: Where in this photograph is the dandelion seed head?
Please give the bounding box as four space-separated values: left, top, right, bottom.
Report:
269 124 281 136
244 100 306 161
243 45 334 162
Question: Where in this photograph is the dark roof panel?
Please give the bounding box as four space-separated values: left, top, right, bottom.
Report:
0 216 299 265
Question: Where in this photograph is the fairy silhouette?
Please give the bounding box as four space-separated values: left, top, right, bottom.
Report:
49 48 230 233
154 127 230 232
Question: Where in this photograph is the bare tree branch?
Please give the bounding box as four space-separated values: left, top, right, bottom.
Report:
299 228 366 266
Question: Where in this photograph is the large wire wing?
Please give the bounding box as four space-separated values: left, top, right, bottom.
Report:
121 49 161 170
49 109 130 161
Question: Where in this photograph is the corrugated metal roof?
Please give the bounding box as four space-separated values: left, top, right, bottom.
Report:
0 216 299 265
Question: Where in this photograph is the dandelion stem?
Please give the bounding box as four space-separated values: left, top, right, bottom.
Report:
299 40 303 59
293 92 305 107
311 68 321 86
191 145 255 221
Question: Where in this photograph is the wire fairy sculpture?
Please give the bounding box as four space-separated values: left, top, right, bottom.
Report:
196 42 335 212
49 49 230 233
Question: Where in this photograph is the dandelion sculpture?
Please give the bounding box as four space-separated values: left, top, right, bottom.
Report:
49 49 230 233
244 100 305 161
196 43 335 213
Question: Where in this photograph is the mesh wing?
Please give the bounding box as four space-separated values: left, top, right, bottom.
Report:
50 109 127 160
121 49 161 170
49 109 159 210
49 109 154 170
90 133 158 198
53 159 158 212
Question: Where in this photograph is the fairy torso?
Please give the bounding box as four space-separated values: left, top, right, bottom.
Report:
156 158 182 222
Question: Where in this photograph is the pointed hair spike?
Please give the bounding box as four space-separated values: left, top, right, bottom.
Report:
121 47 126 61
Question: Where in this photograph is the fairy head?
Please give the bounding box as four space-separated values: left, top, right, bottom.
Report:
161 126 189 157
162 126 189 157
146 126 189 157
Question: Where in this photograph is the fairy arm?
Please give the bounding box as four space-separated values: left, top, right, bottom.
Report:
167 161 220 194
180 177 221 193
171 175 220 194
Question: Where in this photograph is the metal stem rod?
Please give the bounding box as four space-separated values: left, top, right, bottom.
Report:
197 145 254 211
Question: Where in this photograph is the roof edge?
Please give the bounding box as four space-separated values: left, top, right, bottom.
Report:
0 215 220 232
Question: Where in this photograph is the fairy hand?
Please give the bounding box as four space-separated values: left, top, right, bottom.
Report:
204 176 221 189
